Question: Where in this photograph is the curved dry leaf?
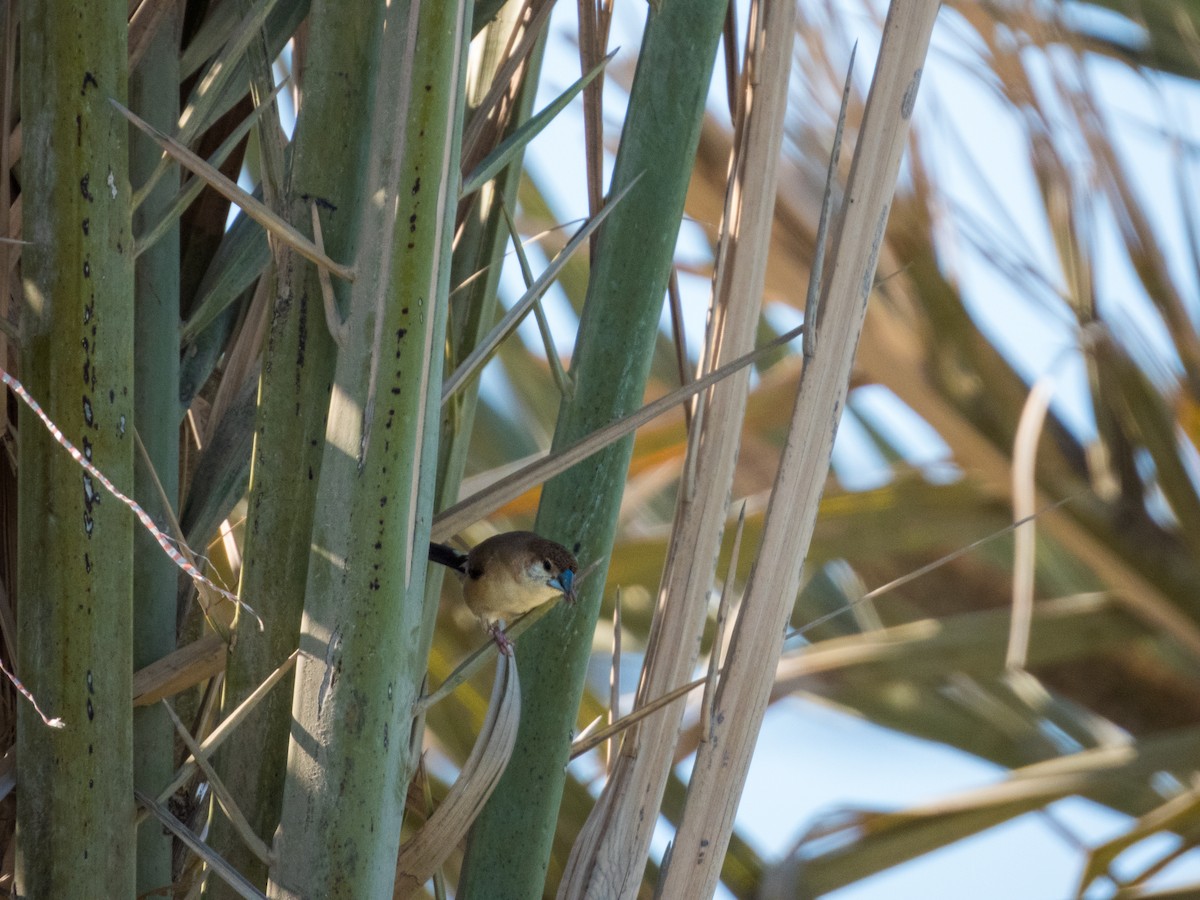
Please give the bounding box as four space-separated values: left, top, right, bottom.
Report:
393 652 521 898
1008 375 1055 669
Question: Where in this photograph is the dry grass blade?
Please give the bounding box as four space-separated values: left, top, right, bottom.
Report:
576 0 615 225
497 198 571 396
203 271 272 445
156 649 298 805
128 0 177 71
138 0 285 203
134 428 261 631
461 49 615 198
665 268 692 431
721 0 739 118
134 79 289 250
393 654 520 898
700 502 745 737
608 590 622 775
311 202 348 347
570 670 706 761
658 1 940 893
133 427 255 628
789 495 1081 642
432 323 803 540
441 177 636 403
416 634 508 714
110 98 355 282
134 789 268 900
161 700 273 868
574 713 605 749
804 40 856 360
460 0 555 175
449 216 586 300
775 592 1117 694
241 10 287 211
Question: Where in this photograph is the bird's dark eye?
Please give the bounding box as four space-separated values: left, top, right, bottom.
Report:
542 559 553 572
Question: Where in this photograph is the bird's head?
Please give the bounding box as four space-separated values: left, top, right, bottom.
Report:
522 539 578 605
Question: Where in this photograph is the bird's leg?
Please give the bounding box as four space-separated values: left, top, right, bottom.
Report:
487 622 513 656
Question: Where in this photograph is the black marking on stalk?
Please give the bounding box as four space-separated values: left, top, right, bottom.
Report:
300 194 337 213
83 474 98 509
901 68 923 120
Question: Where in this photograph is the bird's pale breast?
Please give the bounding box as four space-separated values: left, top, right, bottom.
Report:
463 568 560 622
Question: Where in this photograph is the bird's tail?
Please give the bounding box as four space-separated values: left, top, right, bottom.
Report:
428 541 468 574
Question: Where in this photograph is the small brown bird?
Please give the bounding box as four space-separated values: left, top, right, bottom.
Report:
428 531 578 654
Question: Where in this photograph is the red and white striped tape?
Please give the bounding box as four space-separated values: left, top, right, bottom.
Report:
2 366 258 728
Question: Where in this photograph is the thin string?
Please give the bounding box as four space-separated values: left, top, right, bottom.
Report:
1 365 258 727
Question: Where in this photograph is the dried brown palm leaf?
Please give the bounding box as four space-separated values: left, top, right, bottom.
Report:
393 654 520 898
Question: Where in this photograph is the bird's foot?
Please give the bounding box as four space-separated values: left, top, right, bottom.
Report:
488 623 513 656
